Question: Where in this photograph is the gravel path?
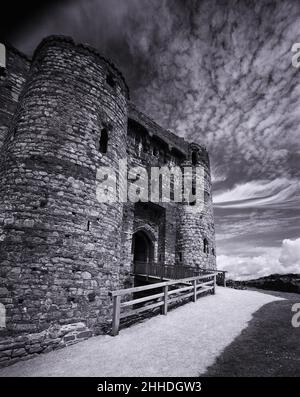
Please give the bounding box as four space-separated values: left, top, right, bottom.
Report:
0 287 283 377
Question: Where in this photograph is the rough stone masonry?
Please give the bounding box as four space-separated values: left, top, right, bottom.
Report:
0 36 216 367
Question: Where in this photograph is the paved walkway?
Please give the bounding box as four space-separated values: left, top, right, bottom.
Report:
0 287 282 377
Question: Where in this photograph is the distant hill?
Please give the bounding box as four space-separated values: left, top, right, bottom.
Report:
227 273 300 294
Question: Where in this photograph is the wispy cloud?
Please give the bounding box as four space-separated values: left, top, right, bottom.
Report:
214 178 300 209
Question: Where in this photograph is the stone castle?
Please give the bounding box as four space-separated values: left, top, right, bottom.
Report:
0 36 216 365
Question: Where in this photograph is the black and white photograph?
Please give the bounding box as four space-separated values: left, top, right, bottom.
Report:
0 0 299 387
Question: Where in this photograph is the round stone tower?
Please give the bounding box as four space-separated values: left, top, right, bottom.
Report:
176 143 216 269
0 36 129 335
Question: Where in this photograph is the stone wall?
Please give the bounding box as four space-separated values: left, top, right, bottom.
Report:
120 112 183 274
0 322 92 368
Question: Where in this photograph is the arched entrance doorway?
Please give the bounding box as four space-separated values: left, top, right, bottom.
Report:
132 230 154 274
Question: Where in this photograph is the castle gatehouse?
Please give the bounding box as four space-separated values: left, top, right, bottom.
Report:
0 36 216 366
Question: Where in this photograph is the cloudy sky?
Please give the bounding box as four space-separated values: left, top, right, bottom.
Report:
3 0 300 279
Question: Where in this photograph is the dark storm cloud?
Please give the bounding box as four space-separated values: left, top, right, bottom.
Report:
5 0 300 278
8 0 160 92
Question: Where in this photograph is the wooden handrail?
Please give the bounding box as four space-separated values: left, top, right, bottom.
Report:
109 273 218 297
109 273 217 336
134 261 227 287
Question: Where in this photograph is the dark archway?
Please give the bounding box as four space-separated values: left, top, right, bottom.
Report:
133 230 154 263
132 230 154 275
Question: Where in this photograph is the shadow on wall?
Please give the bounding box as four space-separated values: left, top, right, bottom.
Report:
201 291 300 377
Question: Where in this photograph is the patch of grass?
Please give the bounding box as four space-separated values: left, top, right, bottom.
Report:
201 289 300 377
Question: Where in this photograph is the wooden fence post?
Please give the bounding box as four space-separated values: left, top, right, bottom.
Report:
193 279 197 302
162 286 168 315
111 295 121 336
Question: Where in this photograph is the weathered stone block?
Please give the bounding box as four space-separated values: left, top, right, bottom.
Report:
12 348 26 357
28 344 43 354
76 331 93 339
63 335 75 342
0 287 8 297
0 349 11 358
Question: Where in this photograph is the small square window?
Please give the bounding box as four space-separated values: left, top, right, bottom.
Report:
203 238 209 254
106 72 116 88
98 128 109 153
